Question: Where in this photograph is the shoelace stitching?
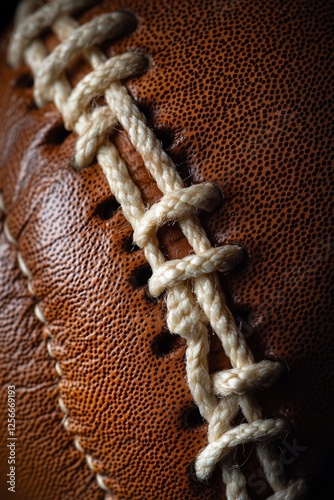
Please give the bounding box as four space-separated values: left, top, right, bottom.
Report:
6 1 307 498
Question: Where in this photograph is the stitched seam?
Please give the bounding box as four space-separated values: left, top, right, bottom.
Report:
8 2 308 499
0 192 111 493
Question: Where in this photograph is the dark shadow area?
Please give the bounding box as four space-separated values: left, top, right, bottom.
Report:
0 3 21 32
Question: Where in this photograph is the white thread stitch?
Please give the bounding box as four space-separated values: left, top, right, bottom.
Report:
46 339 56 359
27 281 35 296
17 251 31 278
55 362 63 377
8 1 308 499
96 473 110 493
34 304 47 324
58 396 68 415
86 454 95 471
74 436 84 454
0 193 5 213
62 416 70 431
4 220 18 246
0 204 72 423
44 326 52 339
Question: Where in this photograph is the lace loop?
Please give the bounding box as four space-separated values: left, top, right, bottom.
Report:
212 360 284 396
195 418 290 481
149 245 245 297
64 52 146 130
34 12 137 107
133 183 222 248
8 0 97 68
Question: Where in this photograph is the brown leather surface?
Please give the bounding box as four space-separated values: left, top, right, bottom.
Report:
0 0 333 499
0 218 105 500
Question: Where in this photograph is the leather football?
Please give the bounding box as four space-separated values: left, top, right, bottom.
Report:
0 0 333 499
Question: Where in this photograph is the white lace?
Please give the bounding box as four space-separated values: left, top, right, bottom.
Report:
7 1 307 498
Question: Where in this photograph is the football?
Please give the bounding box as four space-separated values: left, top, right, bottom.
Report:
0 0 333 498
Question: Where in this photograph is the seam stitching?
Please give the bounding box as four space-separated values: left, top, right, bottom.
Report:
0 193 111 494
7 1 308 499
0 193 109 492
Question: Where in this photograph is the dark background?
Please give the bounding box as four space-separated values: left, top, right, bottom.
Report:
1 2 22 32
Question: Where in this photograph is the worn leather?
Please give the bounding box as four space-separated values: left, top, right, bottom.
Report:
0 0 333 498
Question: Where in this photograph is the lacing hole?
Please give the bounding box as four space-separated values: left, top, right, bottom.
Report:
130 265 152 288
13 72 34 89
266 355 289 383
155 127 175 150
152 331 186 357
115 9 138 33
219 242 250 273
136 101 154 124
279 418 294 437
233 307 256 339
27 100 38 111
239 242 250 261
123 234 140 253
201 182 224 213
95 197 121 220
149 125 191 184
183 406 206 429
231 243 250 271
44 125 71 146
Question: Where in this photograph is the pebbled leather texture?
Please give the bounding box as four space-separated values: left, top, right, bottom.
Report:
0 0 333 498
